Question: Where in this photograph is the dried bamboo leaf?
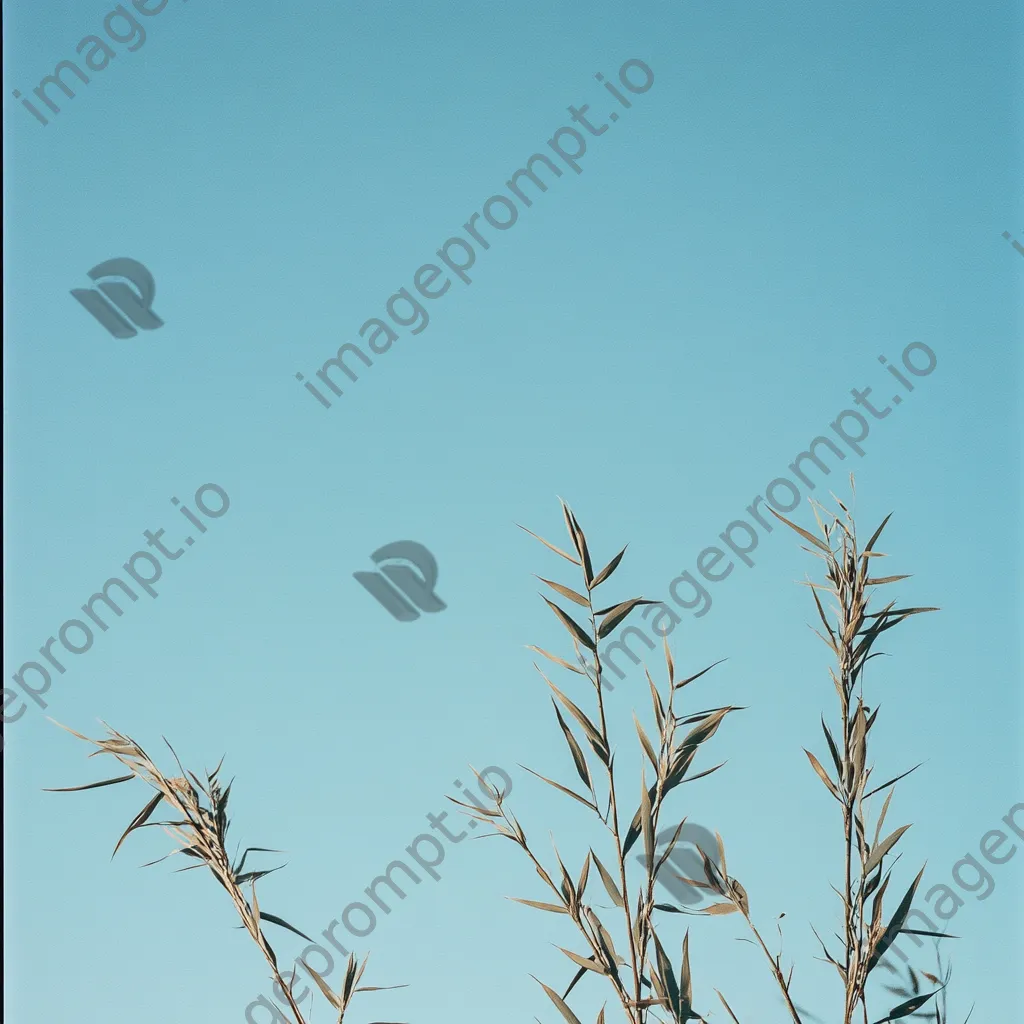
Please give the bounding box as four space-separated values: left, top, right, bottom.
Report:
111 791 165 859
553 703 593 792
598 598 656 639
517 523 580 565
591 851 624 908
537 576 590 608
804 749 842 802
864 825 912 877
527 646 586 675
507 897 569 914
542 597 597 651
43 774 136 793
867 866 927 972
590 546 628 588
716 990 741 1023
519 764 598 812
532 976 585 1024
259 911 314 943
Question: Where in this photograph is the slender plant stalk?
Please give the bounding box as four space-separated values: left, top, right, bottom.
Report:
46 723 404 1024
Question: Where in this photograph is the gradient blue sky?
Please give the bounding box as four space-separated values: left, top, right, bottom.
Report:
4 1 1022 1022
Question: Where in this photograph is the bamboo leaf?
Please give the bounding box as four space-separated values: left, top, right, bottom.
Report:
769 509 831 552
804 749 842 802
864 763 924 799
598 598 656 639
716 990 742 1023
301 959 343 1009
507 897 569 914
553 703 593 792
634 714 659 771
864 825 912 877
519 764 598 812
543 597 596 652
537 577 590 608
867 867 926 973
516 524 580 565
533 976 585 1024
591 851 624 908
43 774 135 793
111 791 165 859
557 948 606 976
527 646 585 675
870 987 942 1023
674 659 727 690
590 546 627 588
259 912 314 943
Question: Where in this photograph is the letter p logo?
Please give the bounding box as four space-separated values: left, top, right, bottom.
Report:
354 541 446 622
71 257 164 339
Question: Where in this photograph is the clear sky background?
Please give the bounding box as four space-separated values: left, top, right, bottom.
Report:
4 1 1022 1022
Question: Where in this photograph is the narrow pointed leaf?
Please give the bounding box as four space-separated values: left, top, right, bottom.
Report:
543 597 596 651
590 546 627 588
43 774 135 793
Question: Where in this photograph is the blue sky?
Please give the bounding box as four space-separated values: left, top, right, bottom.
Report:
4 1 1022 1022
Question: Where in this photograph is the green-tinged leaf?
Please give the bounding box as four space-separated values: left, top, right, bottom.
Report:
591 851 624 908
527 646 585 675
591 546 627 588
259 912 314 943
537 576 590 608
543 597 596 651
867 867 926 972
899 928 958 939
864 825 912 877
519 764 597 812
43 774 136 793
553 703 593 791
532 976 585 1024
516 524 580 565
507 897 569 914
